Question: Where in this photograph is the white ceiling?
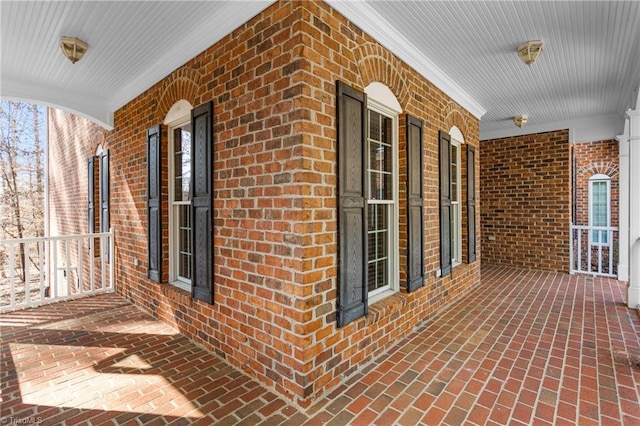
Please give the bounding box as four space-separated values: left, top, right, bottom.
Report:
2 1 639 141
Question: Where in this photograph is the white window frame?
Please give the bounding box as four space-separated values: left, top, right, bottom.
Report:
168 116 192 292
366 99 399 304
588 174 611 246
450 138 462 266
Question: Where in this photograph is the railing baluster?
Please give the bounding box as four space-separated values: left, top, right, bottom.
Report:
8 243 16 308
65 239 72 295
109 228 115 291
100 235 106 290
24 241 30 304
52 240 58 299
90 235 95 293
597 232 603 274
78 237 84 294
569 225 574 273
39 240 45 301
577 229 583 272
609 230 614 275
587 229 592 274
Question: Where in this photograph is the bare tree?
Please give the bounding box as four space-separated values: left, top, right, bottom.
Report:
0 101 45 281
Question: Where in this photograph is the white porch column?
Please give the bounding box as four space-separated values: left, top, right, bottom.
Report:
628 107 640 309
617 121 629 282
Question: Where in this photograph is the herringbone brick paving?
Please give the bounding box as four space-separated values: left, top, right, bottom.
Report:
1 266 639 425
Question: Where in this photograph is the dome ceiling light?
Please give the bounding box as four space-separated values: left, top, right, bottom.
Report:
517 40 543 65
60 36 88 64
513 115 528 128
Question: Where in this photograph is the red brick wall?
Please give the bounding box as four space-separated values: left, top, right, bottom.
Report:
573 140 619 227
47 108 106 237
571 139 619 274
481 130 571 272
48 0 481 407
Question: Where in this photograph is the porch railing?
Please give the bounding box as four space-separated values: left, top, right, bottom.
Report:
0 228 114 312
570 224 618 278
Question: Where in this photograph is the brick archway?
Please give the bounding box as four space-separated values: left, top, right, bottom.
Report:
443 102 468 140
352 43 410 108
85 128 108 158
577 161 619 179
155 66 202 123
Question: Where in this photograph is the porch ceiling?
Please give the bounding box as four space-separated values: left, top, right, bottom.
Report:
1 1 639 141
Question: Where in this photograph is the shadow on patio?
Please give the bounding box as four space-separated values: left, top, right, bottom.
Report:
1 266 639 425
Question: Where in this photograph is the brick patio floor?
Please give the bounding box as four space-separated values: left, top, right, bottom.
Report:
1 266 639 425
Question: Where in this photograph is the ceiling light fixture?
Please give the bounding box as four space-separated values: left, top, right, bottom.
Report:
517 40 543 65
513 115 528 128
60 36 88 64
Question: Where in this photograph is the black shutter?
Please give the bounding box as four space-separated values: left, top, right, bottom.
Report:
99 150 110 233
87 157 95 234
147 126 162 282
406 115 424 292
336 80 368 327
99 150 110 260
467 144 477 263
571 149 577 224
439 131 452 277
191 101 214 304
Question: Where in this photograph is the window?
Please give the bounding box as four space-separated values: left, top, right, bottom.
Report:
336 81 403 326
148 101 213 303
366 103 398 303
589 174 610 245
169 120 193 290
87 146 109 258
439 127 474 277
450 139 461 265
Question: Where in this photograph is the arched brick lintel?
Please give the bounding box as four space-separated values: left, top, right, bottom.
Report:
443 103 468 139
353 44 410 109
577 161 619 179
154 66 202 123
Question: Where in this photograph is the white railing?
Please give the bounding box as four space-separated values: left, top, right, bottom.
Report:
570 224 618 278
0 228 114 312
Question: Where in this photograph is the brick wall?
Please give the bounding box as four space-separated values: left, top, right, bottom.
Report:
572 139 619 274
48 0 481 407
481 130 570 272
573 140 619 227
47 108 106 237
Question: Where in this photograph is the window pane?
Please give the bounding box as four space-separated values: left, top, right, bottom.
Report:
383 115 392 145
174 127 191 202
591 182 606 226
368 112 393 201
369 142 393 173
171 122 193 284
366 106 395 296
451 202 460 263
368 259 388 293
368 204 388 292
369 111 380 142
451 144 459 202
178 205 192 280
369 171 392 200
590 180 609 243
450 142 461 262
